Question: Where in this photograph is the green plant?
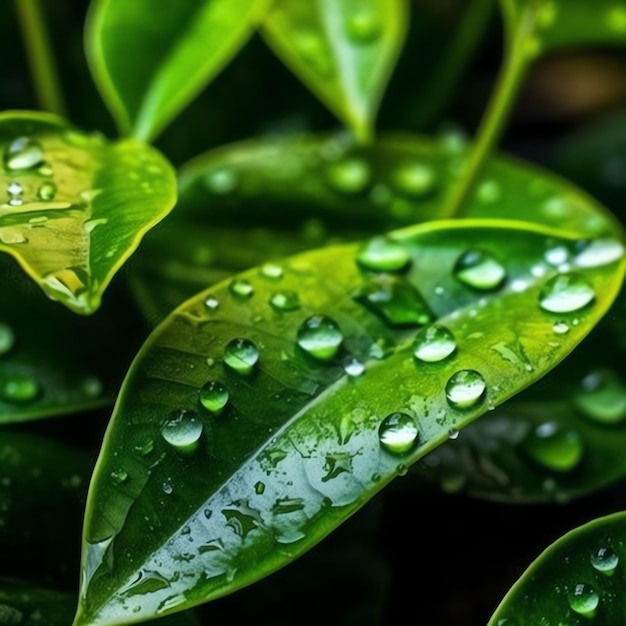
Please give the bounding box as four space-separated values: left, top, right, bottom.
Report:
3 0 626 624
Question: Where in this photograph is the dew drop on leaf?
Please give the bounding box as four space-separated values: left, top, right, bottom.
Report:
345 11 382 42
325 157 371 194
259 262 283 280
343 356 365 377
573 238 624 268
413 325 456 363
552 321 570 335
522 421 584 472
3 136 45 170
453 249 506 290
223 338 259 375
229 278 254 299
269 290 300 311
37 181 57 201
567 583 599 617
378 412 419 454
392 163 437 198
110 469 128 485
160 409 203 451
356 237 411 272
204 295 219 311
0 373 41 404
539 273 595 313
296 315 343 361
199 380 229 415
475 180 501 204
445 370 486 409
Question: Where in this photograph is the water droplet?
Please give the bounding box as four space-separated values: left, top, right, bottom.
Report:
297 315 343 361
160 409 203 451
573 238 624 268
445 370 486 409
110 469 128 485
260 262 283 280
590 547 619 576
204 295 219 310
413 325 456 363
223 338 259 375
80 376 103 399
4 137 44 170
0 373 40 404
199 380 229 414
134 439 154 456
522 421 584 472
575 369 626 424
567 583 599 617
448 428 460 440
539 273 595 313
393 163 437 198
552 321 570 334
355 275 433 327
343 356 365 377
229 278 254 299
0 324 15 355
454 249 506 291
37 181 57 201
346 11 381 42
476 180 501 204
204 167 238 195
356 237 411 272
325 157 371 194
378 412 419 454
6 182 23 198
269 290 300 311
162 481 173 495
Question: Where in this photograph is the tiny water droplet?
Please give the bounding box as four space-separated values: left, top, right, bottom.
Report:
4 137 44 170
325 157 371 194
6 182 23 197
539 273 595 313
346 11 381 42
134 439 154 456
204 167 238 195
453 249 506 290
37 181 57 201
224 338 259 375
413 325 456 363
343 356 365 377
270 290 300 311
204 295 219 310
260 263 283 280
199 380 229 414
575 369 626 424
445 370 486 409
573 238 624 268
162 481 173 495
356 237 411 272
393 163 437 198
522 421 583 472
567 583 599 617
110 469 128 485
378 412 419 454
476 180 501 204
0 373 41 404
80 376 103 399
448 428 460 440
297 315 343 361
229 278 254 299
552 321 570 334
591 547 619 575
254 481 265 494
0 323 15 355
160 409 203 451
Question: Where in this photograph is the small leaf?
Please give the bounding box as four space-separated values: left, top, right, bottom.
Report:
77 220 625 626
262 1 409 141
489 511 626 625
0 111 176 314
86 0 272 141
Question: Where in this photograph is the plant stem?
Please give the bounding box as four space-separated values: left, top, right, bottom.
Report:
14 0 66 116
442 15 533 218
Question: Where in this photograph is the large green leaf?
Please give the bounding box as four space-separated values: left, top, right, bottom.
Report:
76 220 625 626
129 132 619 322
0 111 176 314
86 0 272 141
489 511 626 625
262 1 408 142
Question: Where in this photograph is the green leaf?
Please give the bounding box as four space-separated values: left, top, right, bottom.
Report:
86 0 272 141
489 511 626 625
262 1 409 142
76 220 625 626
129 132 619 322
0 111 176 314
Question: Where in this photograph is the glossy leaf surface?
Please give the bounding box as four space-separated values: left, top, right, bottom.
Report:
86 0 271 141
0 111 176 314
262 1 408 141
130 132 618 322
489 511 626 625
77 220 625 626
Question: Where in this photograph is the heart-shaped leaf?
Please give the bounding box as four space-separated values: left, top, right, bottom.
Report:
86 0 272 141
489 511 626 625
262 1 409 142
76 220 625 626
0 111 176 314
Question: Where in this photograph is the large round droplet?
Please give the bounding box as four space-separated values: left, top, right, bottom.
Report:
160 410 203 451
591 547 619 575
453 249 506 290
224 338 259 375
392 163 437 198
325 157 371 194
378 412 419 454
356 237 411 272
0 323 15 355
567 583 599 617
574 238 624 268
0 373 41 404
229 278 254 299
297 315 343 361
574 370 626 424
199 381 229 415
4 137 45 170
522 421 583 472
413 325 456 363
539 273 595 313
445 370 486 409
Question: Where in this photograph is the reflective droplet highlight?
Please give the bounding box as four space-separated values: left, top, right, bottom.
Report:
297 315 343 361
343 356 365 377
270 290 300 311
199 381 229 415
413 325 456 363
567 583 599 617
522 421 583 472
539 273 595 313
37 181 57 201
574 238 624 268
552 321 570 334
204 295 219 310
260 262 283 280
378 412 419 454
591 547 619 575
356 237 411 272
229 278 254 299
453 249 506 290
445 370 486 409
160 410 203 451
4 137 44 170
224 338 259 375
